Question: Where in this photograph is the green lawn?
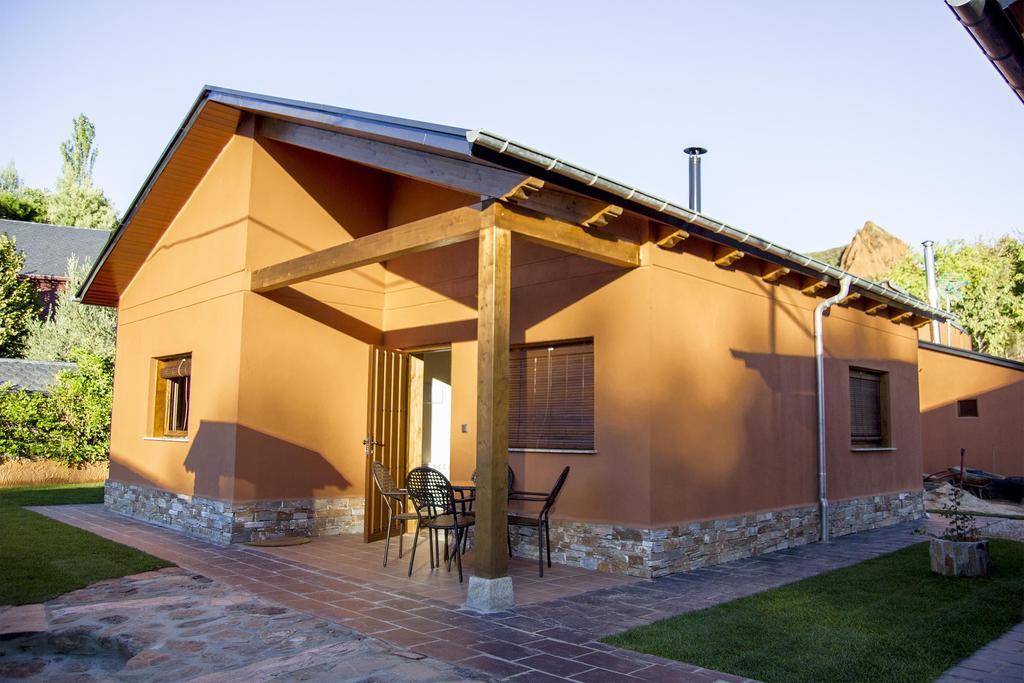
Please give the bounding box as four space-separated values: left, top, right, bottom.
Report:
0 483 173 605
605 540 1024 683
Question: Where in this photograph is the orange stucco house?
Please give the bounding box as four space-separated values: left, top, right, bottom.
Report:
81 87 957 587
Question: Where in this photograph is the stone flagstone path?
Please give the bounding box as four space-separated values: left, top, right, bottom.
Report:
28 504 953 682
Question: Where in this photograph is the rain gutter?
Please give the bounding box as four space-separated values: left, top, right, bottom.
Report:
466 130 952 323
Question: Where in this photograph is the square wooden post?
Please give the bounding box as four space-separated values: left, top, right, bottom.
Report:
467 206 514 610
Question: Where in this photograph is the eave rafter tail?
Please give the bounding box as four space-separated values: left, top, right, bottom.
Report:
502 178 623 230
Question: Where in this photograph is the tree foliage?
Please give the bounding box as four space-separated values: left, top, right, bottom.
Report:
59 115 99 186
46 114 117 229
883 236 1024 360
0 163 49 222
0 235 41 357
0 350 113 465
1 116 118 229
26 256 117 362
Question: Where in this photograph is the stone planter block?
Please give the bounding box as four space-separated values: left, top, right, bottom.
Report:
930 538 990 577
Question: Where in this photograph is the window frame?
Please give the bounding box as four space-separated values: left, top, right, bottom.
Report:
508 339 596 454
848 366 891 449
956 399 979 418
152 354 192 439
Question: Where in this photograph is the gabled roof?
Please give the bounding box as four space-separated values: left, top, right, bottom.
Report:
78 86 951 323
0 219 108 277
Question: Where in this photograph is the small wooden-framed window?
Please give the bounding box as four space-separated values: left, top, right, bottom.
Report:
957 399 979 418
849 367 890 448
509 340 594 452
153 354 191 437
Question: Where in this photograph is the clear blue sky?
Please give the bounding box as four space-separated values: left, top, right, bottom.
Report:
1 1 1020 253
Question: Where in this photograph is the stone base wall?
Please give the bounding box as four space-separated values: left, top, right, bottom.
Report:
105 481 364 545
511 489 924 578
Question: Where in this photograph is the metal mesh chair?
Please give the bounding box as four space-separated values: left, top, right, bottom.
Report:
405 466 475 582
507 466 570 577
370 461 418 567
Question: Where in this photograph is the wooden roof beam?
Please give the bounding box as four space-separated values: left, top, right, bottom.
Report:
495 202 640 268
801 277 828 296
505 186 623 230
257 117 529 198
761 263 790 283
839 292 861 306
654 223 690 249
250 204 485 292
713 246 744 268
889 310 913 324
501 177 545 203
864 301 888 315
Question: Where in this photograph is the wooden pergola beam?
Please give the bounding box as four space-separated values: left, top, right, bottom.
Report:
494 203 641 268
250 205 484 292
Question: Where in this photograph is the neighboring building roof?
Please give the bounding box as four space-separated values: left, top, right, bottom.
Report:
919 340 1024 371
78 86 951 323
0 219 109 278
0 358 76 392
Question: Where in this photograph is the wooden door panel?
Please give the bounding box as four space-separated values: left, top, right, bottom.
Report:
364 346 410 543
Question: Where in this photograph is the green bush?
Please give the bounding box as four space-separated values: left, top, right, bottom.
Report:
0 350 113 466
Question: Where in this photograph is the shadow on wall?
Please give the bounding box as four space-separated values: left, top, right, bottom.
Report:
108 421 348 503
921 382 1024 477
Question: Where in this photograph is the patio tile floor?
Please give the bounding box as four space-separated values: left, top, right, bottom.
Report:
30 504 936 681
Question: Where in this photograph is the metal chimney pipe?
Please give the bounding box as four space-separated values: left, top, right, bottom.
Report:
922 240 941 342
684 147 707 213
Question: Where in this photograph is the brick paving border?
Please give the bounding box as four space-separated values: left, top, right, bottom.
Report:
32 504 944 681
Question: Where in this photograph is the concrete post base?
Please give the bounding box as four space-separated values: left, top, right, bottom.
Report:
464 576 515 613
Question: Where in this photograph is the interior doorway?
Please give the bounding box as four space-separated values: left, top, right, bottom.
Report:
409 348 452 479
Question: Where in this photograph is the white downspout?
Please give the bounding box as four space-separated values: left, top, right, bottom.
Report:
814 275 852 544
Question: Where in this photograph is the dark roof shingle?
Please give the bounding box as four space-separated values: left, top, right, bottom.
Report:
0 219 109 278
0 358 76 392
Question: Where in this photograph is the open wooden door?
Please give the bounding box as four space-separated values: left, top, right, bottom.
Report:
364 346 411 543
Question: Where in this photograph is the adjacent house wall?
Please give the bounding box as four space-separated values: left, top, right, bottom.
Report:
918 344 1024 476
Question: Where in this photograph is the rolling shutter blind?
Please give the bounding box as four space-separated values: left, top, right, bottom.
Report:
509 342 594 450
849 369 883 445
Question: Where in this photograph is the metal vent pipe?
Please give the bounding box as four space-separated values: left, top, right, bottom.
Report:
923 240 941 343
684 147 707 213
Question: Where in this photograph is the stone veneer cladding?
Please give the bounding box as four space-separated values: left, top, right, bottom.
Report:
105 480 364 545
510 489 925 578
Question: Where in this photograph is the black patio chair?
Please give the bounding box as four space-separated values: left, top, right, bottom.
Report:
370 461 418 567
507 466 570 577
405 466 475 582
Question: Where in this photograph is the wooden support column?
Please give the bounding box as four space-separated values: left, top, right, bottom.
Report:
474 205 511 582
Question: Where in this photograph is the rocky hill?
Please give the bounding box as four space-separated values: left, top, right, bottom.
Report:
809 221 911 280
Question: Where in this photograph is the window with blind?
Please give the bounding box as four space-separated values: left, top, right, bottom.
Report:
849 368 889 448
153 354 191 437
509 341 594 452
